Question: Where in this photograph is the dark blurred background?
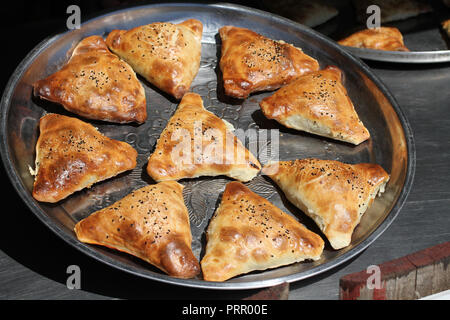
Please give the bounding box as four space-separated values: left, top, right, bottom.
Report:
3 0 448 92
0 0 261 93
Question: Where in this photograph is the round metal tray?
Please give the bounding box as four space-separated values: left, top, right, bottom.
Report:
0 3 415 290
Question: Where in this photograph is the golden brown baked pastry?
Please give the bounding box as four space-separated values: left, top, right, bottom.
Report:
32 114 137 203
259 66 370 145
442 19 450 37
33 36 147 123
106 19 203 99
219 26 319 99
74 181 200 278
147 93 260 182
338 27 409 52
263 159 390 249
201 181 324 282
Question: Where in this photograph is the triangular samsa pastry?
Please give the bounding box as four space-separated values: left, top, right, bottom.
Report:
33 36 147 124
74 181 200 278
263 159 390 250
147 93 260 182
259 66 370 145
32 114 137 203
106 19 203 99
338 27 409 52
219 26 319 99
201 181 324 282
442 19 450 37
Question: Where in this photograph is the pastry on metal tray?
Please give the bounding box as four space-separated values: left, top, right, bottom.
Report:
33 36 147 123
106 19 203 99
260 66 370 145
147 93 260 182
263 159 390 249
201 181 324 282
219 25 319 99
75 181 200 278
32 114 137 203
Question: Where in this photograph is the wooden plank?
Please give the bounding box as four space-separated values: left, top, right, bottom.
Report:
340 241 450 300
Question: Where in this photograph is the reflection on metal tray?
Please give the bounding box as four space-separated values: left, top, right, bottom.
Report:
0 3 415 290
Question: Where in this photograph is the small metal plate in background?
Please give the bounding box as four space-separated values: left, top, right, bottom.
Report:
0 3 414 289
261 0 450 63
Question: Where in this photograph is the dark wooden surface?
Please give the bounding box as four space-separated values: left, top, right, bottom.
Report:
1 7 449 300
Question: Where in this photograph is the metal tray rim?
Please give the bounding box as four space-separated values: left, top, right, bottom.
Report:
0 2 416 290
341 45 450 63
